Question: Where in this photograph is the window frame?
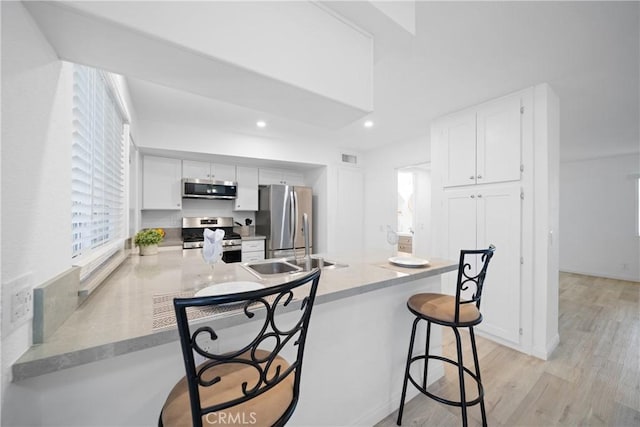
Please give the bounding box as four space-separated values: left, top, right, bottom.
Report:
71 64 130 276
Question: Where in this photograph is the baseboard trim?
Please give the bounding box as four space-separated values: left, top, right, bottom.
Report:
474 329 526 355
532 333 560 360
560 269 640 283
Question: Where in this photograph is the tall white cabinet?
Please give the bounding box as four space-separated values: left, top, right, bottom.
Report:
432 84 559 359
443 185 522 345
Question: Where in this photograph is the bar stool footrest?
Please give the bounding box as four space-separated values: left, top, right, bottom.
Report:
407 354 484 408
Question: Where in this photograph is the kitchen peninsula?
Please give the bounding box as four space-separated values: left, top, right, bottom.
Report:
11 249 456 426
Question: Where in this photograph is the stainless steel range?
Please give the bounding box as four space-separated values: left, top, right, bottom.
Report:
181 217 242 263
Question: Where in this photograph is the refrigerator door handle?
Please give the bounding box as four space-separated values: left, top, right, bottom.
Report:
290 190 297 249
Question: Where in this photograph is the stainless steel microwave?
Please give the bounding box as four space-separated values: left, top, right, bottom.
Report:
182 178 237 200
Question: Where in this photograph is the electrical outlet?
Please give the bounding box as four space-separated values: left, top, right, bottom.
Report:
2 273 34 336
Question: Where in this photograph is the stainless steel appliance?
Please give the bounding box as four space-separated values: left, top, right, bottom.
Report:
256 185 313 258
182 178 237 200
181 217 242 263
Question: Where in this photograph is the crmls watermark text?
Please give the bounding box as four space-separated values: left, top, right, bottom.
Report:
205 412 258 425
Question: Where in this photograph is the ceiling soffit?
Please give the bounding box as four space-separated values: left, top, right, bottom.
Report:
24 0 375 129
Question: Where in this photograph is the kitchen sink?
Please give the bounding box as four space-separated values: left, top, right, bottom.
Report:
245 261 301 275
243 256 347 279
288 257 335 269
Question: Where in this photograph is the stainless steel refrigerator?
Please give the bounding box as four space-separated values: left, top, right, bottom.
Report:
256 185 313 258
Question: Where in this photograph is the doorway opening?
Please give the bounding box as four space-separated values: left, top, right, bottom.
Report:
397 163 431 256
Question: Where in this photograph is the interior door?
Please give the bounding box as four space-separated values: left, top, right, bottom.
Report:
412 166 431 257
475 184 522 345
334 168 364 257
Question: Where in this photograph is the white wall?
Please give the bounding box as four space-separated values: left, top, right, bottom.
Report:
532 84 560 358
1 1 73 405
141 200 255 230
0 2 3 419
560 153 640 281
333 167 365 258
362 137 430 257
1 2 143 417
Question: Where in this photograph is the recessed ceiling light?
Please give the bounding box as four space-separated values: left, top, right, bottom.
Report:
256 120 267 128
364 120 374 128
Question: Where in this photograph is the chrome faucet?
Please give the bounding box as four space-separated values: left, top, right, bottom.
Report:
303 213 312 270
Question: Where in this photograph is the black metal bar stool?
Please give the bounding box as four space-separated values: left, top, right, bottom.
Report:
159 268 321 427
397 245 495 427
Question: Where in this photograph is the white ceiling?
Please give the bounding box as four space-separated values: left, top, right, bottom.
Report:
31 1 640 161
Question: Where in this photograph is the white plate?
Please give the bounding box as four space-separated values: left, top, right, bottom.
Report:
388 256 430 268
195 281 265 298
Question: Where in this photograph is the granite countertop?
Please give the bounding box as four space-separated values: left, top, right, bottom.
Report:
13 249 456 381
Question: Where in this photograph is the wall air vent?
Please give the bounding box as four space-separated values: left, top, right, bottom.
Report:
341 154 358 164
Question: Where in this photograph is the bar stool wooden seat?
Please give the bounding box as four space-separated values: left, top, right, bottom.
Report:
159 268 321 427
397 246 495 427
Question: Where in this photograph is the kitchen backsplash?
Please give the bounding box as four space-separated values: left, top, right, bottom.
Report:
141 199 256 228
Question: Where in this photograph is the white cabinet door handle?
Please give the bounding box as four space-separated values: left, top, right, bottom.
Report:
477 175 483 179
477 194 482 198
470 195 475 198
469 176 475 180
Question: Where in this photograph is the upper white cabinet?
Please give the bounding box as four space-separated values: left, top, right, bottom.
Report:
181 160 209 180
440 92 522 187
182 160 236 182
258 168 304 186
142 156 182 210
440 112 477 187
234 166 259 211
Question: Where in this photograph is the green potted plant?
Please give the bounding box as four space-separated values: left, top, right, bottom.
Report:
134 228 165 256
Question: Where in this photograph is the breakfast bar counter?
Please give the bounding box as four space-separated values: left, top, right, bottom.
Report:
14 248 456 381
7 248 457 426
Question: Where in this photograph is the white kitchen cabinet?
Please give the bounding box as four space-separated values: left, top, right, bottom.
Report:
182 160 236 182
234 166 259 211
443 184 522 345
181 160 210 180
433 84 559 359
441 111 477 187
258 168 304 186
242 240 265 262
142 156 182 210
441 92 522 187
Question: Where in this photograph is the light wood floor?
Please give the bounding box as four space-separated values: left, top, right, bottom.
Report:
375 272 640 426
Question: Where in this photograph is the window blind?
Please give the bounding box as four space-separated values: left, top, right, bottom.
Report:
71 64 125 260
